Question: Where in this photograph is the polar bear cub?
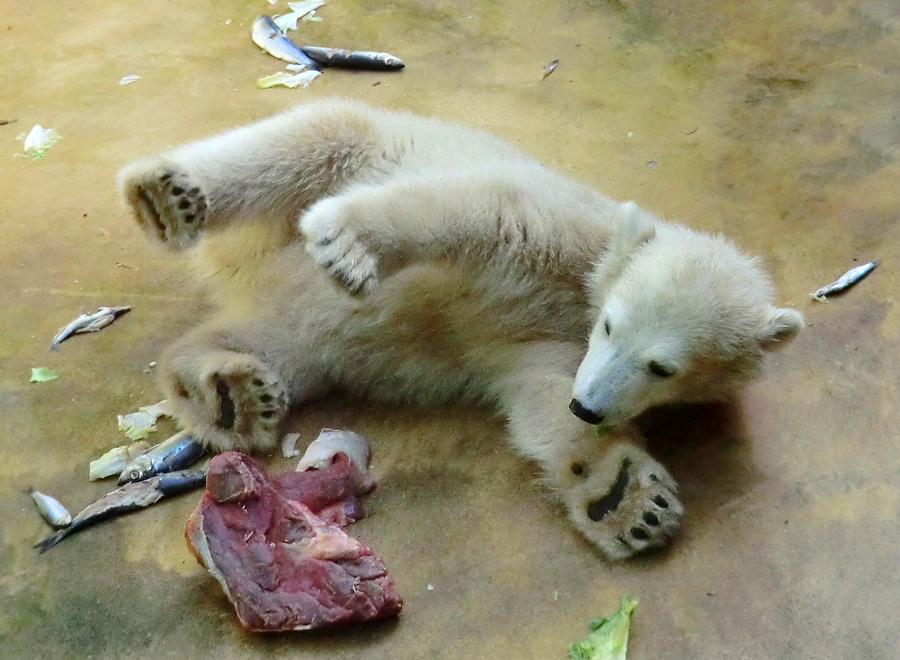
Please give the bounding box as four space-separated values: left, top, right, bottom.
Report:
118 98 803 560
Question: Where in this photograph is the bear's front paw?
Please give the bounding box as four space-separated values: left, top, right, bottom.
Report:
299 197 379 295
118 158 208 249
561 444 683 560
161 350 287 453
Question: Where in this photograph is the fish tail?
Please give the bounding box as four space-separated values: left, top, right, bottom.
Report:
34 529 68 553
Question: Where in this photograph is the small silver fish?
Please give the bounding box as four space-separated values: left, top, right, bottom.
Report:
299 45 405 70
34 467 208 553
27 488 73 527
50 306 131 350
88 440 152 481
118 430 205 485
251 15 320 69
541 59 559 81
811 260 879 302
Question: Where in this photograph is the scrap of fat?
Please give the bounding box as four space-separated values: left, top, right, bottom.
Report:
296 429 370 473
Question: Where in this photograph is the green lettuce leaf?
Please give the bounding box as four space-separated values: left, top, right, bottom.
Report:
273 0 326 31
29 367 58 383
116 400 171 441
17 125 63 160
568 596 637 660
257 70 321 89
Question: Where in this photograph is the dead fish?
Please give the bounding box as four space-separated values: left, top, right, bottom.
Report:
50 306 131 351
540 59 559 81
27 488 73 528
251 15 320 69
296 428 370 473
118 430 205 485
34 467 208 553
811 260 879 302
299 46 404 70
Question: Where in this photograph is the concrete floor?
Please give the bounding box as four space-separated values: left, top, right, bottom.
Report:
2 1 899 658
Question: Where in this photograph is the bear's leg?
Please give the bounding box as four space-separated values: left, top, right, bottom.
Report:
500 344 683 560
157 318 329 453
299 169 607 294
118 101 382 249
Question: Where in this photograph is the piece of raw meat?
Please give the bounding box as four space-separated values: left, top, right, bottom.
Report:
185 451 402 631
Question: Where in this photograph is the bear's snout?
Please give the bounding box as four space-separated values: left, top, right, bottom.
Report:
569 399 604 425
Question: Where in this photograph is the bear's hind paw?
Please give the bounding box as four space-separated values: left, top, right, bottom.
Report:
118 158 208 249
162 351 288 453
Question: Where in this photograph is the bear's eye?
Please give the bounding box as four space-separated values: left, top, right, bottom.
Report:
648 361 676 378
604 319 611 336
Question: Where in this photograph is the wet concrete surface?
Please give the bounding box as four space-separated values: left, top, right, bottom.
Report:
2 1 899 658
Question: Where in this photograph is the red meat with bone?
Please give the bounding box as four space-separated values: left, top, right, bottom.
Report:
185 450 402 631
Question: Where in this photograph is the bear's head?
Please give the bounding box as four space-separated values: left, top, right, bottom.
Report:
571 203 804 427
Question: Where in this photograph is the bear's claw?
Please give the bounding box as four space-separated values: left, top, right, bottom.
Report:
299 197 380 295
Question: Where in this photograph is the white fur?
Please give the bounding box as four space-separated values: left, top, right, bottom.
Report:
117 99 803 560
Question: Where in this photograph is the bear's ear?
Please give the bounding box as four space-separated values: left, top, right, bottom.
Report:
615 201 656 254
759 307 804 351
588 202 656 308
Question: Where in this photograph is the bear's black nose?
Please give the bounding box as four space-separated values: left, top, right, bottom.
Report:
569 399 604 425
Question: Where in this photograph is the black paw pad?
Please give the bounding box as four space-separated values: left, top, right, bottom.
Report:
587 458 632 521
214 377 236 429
